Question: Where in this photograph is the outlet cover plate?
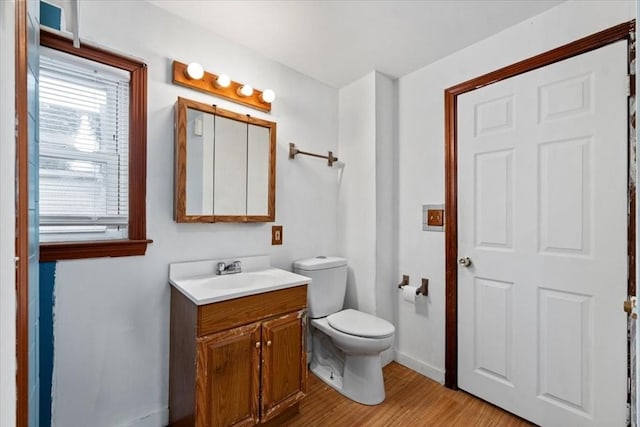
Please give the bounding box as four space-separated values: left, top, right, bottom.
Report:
423 204 444 231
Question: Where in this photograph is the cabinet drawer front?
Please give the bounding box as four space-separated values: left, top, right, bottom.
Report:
198 285 307 336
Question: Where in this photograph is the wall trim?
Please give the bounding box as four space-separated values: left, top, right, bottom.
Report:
0 0 17 425
15 0 29 424
443 20 636 389
396 351 445 384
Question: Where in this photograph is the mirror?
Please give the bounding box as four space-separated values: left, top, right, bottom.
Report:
175 97 276 222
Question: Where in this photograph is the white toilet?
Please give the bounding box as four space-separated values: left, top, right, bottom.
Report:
293 256 395 405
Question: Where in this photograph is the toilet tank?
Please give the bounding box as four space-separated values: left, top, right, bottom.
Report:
293 256 347 319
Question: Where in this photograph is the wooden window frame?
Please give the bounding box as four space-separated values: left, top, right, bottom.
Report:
39 29 151 261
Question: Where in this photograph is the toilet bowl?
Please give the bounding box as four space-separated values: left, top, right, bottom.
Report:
317 309 395 354
293 257 396 405
310 310 394 405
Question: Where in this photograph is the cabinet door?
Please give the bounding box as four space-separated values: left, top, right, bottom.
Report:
196 322 261 427
260 311 307 422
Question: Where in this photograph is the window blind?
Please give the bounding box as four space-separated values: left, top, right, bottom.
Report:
39 46 130 242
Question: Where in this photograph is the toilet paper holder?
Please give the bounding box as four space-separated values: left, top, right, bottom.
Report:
397 275 410 288
398 275 429 296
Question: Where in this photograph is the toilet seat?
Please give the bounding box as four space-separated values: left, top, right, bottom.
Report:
327 309 395 338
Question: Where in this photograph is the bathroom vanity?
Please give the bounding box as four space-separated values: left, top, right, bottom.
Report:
168 257 309 427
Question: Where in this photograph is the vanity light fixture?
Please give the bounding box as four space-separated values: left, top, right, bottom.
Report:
172 60 274 112
261 89 276 103
237 84 254 97
215 74 231 88
185 62 205 80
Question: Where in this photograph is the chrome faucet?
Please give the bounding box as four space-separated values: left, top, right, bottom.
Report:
216 260 242 275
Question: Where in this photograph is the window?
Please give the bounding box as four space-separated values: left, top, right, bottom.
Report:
40 47 130 241
39 30 150 261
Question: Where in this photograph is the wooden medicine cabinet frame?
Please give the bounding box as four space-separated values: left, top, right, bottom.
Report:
174 97 276 223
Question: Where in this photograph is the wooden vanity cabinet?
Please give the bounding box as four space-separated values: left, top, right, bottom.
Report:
169 285 308 427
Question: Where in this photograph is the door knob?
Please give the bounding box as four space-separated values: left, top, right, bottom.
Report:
459 257 472 267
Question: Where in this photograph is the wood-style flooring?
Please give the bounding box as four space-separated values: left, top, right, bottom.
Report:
281 362 534 427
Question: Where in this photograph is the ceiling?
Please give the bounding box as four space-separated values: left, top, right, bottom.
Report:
149 0 564 88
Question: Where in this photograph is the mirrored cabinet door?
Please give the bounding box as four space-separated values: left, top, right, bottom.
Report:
185 108 214 215
247 125 270 215
213 116 248 216
175 97 276 223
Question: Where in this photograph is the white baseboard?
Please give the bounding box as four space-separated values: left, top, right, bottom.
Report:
118 408 168 427
395 351 445 384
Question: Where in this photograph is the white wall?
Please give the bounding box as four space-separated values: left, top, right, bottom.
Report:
374 73 398 326
395 0 636 383
338 73 376 313
0 1 16 426
51 2 338 426
337 71 397 365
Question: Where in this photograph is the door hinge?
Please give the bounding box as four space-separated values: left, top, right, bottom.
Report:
627 75 630 97
623 296 637 318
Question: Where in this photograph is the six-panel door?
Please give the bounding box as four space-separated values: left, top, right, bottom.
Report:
456 41 628 426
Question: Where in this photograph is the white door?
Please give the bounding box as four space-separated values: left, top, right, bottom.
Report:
457 41 628 426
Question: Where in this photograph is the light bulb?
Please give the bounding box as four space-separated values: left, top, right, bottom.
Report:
185 62 204 80
215 74 231 88
237 84 253 97
261 89 276 103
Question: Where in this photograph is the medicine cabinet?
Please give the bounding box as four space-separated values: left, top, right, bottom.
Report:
175 97 276 222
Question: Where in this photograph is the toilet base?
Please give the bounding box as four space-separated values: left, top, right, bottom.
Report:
342 354 386 405
310 359 344 390
310 353 386 405
309 318 389 405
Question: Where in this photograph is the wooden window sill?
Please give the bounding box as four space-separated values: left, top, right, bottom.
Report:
40 239 153 262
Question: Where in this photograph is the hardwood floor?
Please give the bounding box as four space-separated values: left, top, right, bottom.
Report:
281 362 534 426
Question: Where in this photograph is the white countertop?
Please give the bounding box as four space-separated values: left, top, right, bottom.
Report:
169 256 311 305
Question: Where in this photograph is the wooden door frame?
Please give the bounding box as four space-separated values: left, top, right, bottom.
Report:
15 0 29 424
444 20 636 389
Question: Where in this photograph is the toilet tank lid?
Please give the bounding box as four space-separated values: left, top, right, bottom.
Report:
293 256 347 271
327 309 395 338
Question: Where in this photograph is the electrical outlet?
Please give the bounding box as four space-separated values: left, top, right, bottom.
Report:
423 204 444 231
427 209 444 227
272 225 283 245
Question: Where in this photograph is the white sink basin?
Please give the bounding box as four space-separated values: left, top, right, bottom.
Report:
186 271 277 290
169 257 311 305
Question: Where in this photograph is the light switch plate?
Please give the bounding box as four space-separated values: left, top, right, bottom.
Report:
271 225 283 245
423 204 444 231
